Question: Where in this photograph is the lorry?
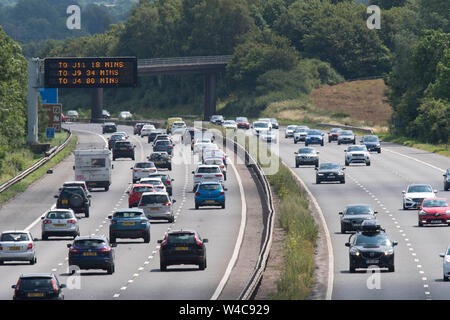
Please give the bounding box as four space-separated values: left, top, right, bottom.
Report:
74 149 112 191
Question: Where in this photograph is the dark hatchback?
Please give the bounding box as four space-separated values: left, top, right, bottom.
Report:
134 123 146 135
153 140 174 155
148 152 172 171
113 141 135 160
315 162 346 184
158 230 208 271
148 130 165 143
339 204 377 233
12 273 66 300
55 186 91 217
360 135 382 153
345 220 397 272
108 134 125 150
67 236 116 274
102 122 117 134
148 172 174 196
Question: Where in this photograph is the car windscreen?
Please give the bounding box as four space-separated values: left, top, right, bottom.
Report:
47 211 74 219
199 183 221 191
0 233 29 242
422 199 448 207
298 148 315 154
341 131 353 136
140 194 169 205
287 126 297 130
319 164 340 170
74 239 106 248
236 117 247 122
364 136 379 142
136 162 155 168
354 234 390 246
345 205 372 215
167 233 196 244
348 146 366 152
254 123 268 128
307 130 321 135
294 128 307 132
19 278 53 290
133 186 154 193
197 167 220 174
114 211 143 218
407 185 432 193
330 128 341 133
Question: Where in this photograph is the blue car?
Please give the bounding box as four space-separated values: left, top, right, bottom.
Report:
195 182 225 209
305 129 324 146
67 235 116 274
108 209 150 243
360 135 381 153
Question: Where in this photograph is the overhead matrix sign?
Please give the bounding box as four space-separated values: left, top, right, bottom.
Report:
44 57 137 88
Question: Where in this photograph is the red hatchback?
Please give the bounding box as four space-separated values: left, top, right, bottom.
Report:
128 184 155 208
418 198 450 227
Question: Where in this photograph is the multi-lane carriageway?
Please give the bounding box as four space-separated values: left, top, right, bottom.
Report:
0 122 449 300
0 123 252 300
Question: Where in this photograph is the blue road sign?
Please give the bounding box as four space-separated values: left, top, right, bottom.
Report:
38 87 58 104
46 127 55 139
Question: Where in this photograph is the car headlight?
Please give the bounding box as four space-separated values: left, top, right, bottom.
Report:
446 257 450 263
350 248 360 256
446 209 450 214
318 174 324 176
384 248 394 256
338 172 344 176
405 198 412 202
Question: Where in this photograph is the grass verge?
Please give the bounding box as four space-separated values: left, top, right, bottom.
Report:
0 133 78 206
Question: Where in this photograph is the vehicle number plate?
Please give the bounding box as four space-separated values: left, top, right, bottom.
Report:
366 259 379 264
122 222 135 226
155 162 163 165
205 177 212 180
120 147 127 150
61 199 68 205
150 208 160 211
8 246 21 251
205 200 215 204
27 292 44 297
175 247 189 251
430 220 442 224
83 252 97 256
54 224 66 227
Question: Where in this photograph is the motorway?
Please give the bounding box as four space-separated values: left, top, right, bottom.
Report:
268 127 449 300
0 123 245 300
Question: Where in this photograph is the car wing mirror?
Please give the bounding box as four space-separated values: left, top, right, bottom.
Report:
54 195 59 198
402 191 405 194
374 211 378 214
434 190 438 193
157 240 163 244
108 215 112 219
392 241 398 246
338 212 343 215
67 244 72 248
345 243 351 247
203 239 208 243
110 243 117 248
11 285 16 289
87 195 92 198
41 216 45 220
439 254 445 258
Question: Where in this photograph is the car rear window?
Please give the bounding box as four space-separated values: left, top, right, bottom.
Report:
136 162 155 168
167 233 196 244
140 194 169 205
197 167 220 174
156 140 171 146
114 211 143 218
0 233 30 242
74 239 106 248
59 188 84 198
142 179 163 186
47 211 74 219
199 184 221 191
133 186 154 193
19 278 53 290
149 174 168 182
115 142 131 147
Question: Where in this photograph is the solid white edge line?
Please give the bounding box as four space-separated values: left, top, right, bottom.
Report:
383 148 445 173
210 149 246 300
25 204 56 231
283 162 334 301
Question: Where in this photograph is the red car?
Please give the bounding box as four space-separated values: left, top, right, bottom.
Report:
328 128 342 142
127 184 155 208
236 117 250 129
418 198 450 227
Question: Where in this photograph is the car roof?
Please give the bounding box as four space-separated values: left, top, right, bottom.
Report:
204 157 224 161
423 197 447 201
168 229 196 235
407 184 432 187
20 273 55 279
47 208 75 213
197 164 220 168
142 191 168 196
63 181 86 185
132 183 154 188
114 208 144 214
74 235 107 241
2 230 30 234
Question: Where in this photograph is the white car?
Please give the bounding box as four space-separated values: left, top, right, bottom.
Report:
192 164 224 191
252 121 271 136
222 120 237 130
345 145 371 166
203 149 227 166
259 130 277 143
285 125 298 138
402 184 437 210
193 139 214 154
293 126 309 143
116 131 129 139
131 162 158 183
140 125 156 137
119 111 133 120
203 157 227 180
439 244 450 281
67 110 79 119
0 230 37 265
171 121 186 134
41 209 80 240
337 130 356 145
138 192 175 223
258 118 271 123
139 177 167 193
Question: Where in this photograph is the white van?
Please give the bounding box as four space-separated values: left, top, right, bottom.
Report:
74 149 112 191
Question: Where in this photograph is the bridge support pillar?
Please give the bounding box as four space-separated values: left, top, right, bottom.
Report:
91 88 103 123
203 73 216 121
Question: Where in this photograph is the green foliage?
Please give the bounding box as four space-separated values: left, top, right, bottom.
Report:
411 98 449 144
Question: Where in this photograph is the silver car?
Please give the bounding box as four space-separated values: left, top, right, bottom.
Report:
439 244 450 281
139 177 167 193
0 231 37 265
192 165 225 192
138 192 175 223
41 209 80 240
131 162 158 183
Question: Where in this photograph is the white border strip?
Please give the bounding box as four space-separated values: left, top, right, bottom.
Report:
384 148 445 173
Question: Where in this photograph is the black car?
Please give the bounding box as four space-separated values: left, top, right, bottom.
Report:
108 134 125 150
443 169 450 191
102 122 117 134
134 123 146 135
12 273 66 300
67 236 116 274
315 162 345 184
360 135 382 153
148 129 165 143
112 141 135 160
158 230 208 271
345 220 397 273
148 152 172 171
339 204 378 233
153 139 174 155
148 172 174 196
210 115 224 125
182 128 198 144
55 186 91 217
